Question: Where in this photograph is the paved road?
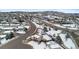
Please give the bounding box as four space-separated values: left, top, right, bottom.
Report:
0 19 37 49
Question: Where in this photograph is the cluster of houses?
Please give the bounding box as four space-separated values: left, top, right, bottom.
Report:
42 14 79 30
0 18 29 44
0 12 78 48
24 18 77 49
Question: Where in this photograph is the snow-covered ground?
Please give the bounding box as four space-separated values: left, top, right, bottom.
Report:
46 41 62 49
54 24 66 28
0 36 19 45
27 40 62 49
59 33 76 48
0 35 7 44
27 41 46 49
26 36 63 49
1 38 7 44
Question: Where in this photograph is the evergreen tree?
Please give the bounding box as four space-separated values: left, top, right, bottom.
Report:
43 27 48 32
56 36 62 44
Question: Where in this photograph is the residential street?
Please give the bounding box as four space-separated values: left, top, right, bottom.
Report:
0 19 37 49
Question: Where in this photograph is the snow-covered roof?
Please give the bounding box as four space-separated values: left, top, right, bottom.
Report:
0 35 6 38
43 35 51 40
17 26 24 28
46 28 61 37
31 34 40 38
27 34 41 41
2 27 14 30
62 24 75 27
24 26 29 29
0 24 9 26
12 19 19 23
10 24 20 26
3 31 13 34
16 31 26 34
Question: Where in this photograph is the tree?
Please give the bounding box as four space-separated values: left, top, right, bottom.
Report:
13 28 16 32
54 28 58 31
10 32 14 38
6 32 14 40
65 33 70 41
66 33 70 38
24 27 27 32
6 33 10 40
43 27 48 32
49 28 51 31
56 36 62 44
18 17 24 25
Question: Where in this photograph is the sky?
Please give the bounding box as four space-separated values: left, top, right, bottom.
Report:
0 0 79 13
0 9 79 13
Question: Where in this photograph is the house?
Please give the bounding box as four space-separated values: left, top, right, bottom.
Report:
1 27 14 31
42 34 52 41
12 19 19 24
62 23 76 28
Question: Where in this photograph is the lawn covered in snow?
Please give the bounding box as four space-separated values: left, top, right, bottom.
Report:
59 33 76 48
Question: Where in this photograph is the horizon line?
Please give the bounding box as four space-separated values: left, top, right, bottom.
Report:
0 9 79 13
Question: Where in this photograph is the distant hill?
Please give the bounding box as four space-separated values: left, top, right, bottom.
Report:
0 11 79 18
